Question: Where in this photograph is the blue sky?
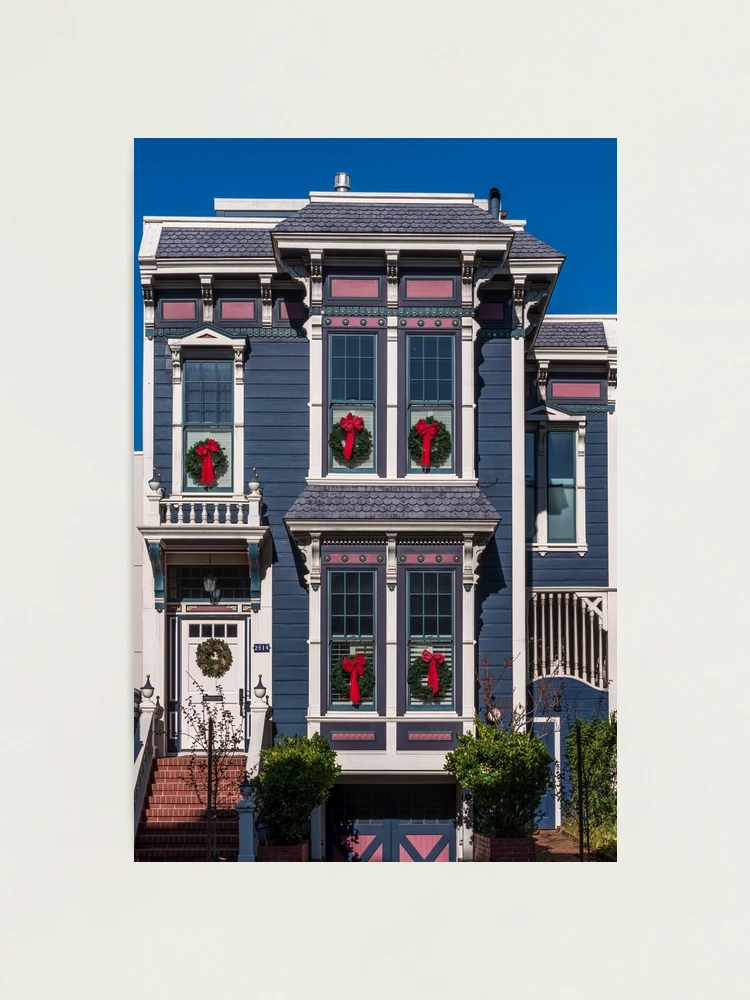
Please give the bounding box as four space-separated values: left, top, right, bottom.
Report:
134 138 616 449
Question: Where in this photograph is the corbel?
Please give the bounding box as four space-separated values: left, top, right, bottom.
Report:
309 251 324 307
233 345 245 386
170 346 182 386
386 532 398 592
472 534 490 587
523 286 548 336
199 274 214 323
260 275 273 326
386 251 399 307
512 276 527 330
141 275 155 327
537 361 549 402
462 534 474 592
461 251 475 309
295 532 321 591
607 363 617 403
146 542 165 613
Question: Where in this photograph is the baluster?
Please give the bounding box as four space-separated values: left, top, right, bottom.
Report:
556 593 562 674
530 594 537 679
597 610 604 688
541 593 547 675
564 592 570 675
189 503 197 524
573 595 579 680
176 503 184 524
589 608 595 686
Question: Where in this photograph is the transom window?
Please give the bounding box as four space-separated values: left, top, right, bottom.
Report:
329 571 376 709
407 336 454 473
407 571 454 709
183 357 233 491
329 335 376 472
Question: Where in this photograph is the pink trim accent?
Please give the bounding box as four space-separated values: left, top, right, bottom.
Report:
330 278 380 299
399 845 414 862
405 834 441 859
550 382 601 398
197 333 217 338
405 279 454 299
331 732 375 741
221 300 255 319
407 732 452 741
279 300 304 320
162 301 196 319
403 318 449 328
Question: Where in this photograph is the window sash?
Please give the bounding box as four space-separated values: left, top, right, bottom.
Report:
328 570 376 708
407 571 454 709
329 334 376 403
183 360 233 425
408 336 454 473
546 429 576 543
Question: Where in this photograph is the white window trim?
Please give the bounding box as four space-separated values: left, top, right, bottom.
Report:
525 404 587 556
167 327 246 498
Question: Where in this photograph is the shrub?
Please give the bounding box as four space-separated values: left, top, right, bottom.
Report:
251 733 341 845
563 713 617 858
444 723 553 838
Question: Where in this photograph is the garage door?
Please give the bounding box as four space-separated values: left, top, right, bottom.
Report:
328 784 457 862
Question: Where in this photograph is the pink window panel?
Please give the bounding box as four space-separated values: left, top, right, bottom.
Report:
329 278 380 299
405 278 454 299
477 302 505 320
550 382 602 399
162 301 196 320
221 300 255 320
279 300 305 321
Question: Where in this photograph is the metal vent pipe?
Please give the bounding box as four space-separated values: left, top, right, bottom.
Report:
334 172 351 192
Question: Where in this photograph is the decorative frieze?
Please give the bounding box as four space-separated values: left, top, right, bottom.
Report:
310 305 474 317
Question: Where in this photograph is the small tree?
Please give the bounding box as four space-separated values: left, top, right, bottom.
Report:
444 722 553 837
251 733 341 846
563 712 617 859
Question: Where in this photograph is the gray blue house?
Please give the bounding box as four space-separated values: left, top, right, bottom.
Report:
135 175 616 861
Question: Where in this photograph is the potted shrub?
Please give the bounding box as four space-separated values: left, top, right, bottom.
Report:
444 722 553 861
251 733 341 861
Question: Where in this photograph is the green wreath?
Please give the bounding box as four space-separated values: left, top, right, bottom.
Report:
408 651 452 703
184 438 229 488
195 638 233 679
408 416 452 467
331 656 376 704
329 418 373 464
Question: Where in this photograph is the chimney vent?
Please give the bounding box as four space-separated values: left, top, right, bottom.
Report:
488 187 501 219
334 172 351 192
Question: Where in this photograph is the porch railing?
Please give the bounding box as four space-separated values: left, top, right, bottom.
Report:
134 696 164 837
528 590 609 690
159 499 253 525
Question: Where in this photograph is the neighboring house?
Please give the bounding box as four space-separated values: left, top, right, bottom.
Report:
135 175 616 861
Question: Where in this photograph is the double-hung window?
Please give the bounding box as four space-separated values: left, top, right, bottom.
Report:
408 335 454 473
183 356 233 491
329 571 376 709
525 418 586 552
407 571 454 709
329 335 376 472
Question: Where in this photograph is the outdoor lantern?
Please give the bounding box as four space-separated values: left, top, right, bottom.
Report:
203 554 217 595
148 469 161 492
254 674 267 701
209 588 221 605
141 674 154 700
239 772 253 801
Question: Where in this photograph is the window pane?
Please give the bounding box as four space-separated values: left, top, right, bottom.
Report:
548 486 576 542
227 624 238 638
548 430 576 486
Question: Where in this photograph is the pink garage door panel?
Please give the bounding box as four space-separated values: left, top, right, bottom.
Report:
400 835 450 862
404 278 454 299
329 278 380 299
550 382 602 398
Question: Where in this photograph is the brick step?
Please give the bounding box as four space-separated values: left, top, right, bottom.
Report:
142 815 238 827
135 851 239 863
146 792 241 803
153 756 247 767
144 805 239 817
136 833 239 848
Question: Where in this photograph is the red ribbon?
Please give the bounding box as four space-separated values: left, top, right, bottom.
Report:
340 413 365 461
196 438 219 487
422 648 445 695
416 419 440 467
342 653 367 704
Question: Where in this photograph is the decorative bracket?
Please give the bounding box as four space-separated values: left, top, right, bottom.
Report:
607 365 618 403
386 533 398 592
142 276 155 327
537 362 549 401
247 542 262 612
199 274 214 324
234 345 245 386
386 251 399 307
294 531 321 592
146 542 165 613
260 275 273 327
170 347 182 386
309 251 324 307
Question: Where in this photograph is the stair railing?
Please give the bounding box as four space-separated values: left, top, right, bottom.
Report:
134 693 165 837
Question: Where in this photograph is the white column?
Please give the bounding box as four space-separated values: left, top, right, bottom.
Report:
309 316 323 479
307 535 322 719
386 317 399 479
511 334 527 712
171 347 183 494
462 534 476 718
607 408 617 712
233 347 245 496
236 793 257 862
386 533 398 752
249 547 273 706
142 336 155 520
461 318 475 480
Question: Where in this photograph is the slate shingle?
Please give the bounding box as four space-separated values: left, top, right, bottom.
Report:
284 485 500 521
273 202 513 235
508 230 564 258
535 322 608 348
156 227 275 258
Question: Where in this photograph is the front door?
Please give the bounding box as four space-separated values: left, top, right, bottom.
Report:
180 618 246 751
328 784 457 862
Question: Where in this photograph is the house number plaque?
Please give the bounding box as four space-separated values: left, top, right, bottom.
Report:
253 643 270 653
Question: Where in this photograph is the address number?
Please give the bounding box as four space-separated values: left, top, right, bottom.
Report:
253 643 270 653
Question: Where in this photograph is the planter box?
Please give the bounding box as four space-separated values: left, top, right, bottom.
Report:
256 841 310 862
473 832 536 862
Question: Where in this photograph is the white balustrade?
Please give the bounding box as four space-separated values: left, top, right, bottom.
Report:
528 591 609 690
159 499 253 526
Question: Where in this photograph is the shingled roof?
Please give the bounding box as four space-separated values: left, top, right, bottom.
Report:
285 485 500 521
155 227 275 258
508 230 564 258
274 202 514 235
535 322 608 348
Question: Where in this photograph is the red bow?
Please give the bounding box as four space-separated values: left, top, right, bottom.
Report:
340 413 365 461
342 653 367 704
416 419 440 467
422 648 445 695
196 438 219 487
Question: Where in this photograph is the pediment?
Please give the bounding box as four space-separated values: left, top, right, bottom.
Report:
525 402 578 420
166 323 247 345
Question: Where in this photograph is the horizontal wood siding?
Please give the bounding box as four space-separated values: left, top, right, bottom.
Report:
245 338 310 738
528 411 609 587
475 338 513 712
153 339 173 491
